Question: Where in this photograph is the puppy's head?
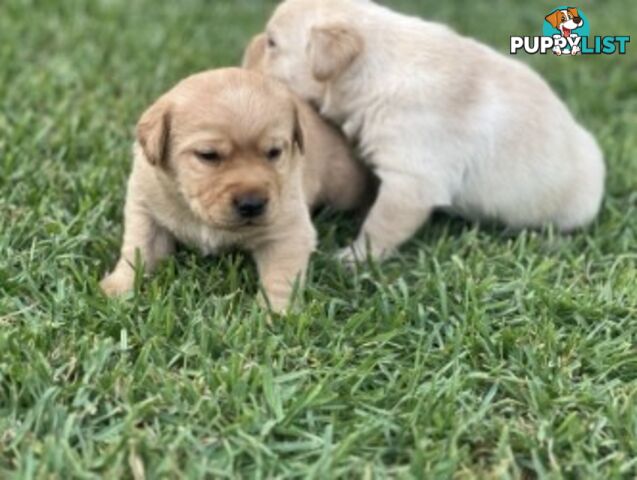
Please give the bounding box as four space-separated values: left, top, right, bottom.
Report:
253 0 364 103
137 68 304 230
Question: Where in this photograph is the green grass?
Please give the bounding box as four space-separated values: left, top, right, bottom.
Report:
1 0 636 478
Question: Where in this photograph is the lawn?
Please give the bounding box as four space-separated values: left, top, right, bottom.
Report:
1 0 636 478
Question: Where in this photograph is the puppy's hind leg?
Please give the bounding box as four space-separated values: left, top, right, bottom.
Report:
101 196 175 297
339 168 436 264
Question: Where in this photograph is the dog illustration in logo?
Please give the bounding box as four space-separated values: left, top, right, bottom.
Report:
545 7 584 55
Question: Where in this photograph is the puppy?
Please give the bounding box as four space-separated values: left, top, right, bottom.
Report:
101 68 368 311
545 8 584 56
242 33 373 213
256 0 606 263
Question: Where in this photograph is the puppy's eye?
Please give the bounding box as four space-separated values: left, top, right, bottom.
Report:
196 150 222 163
267 36 277 49
266 147 282 161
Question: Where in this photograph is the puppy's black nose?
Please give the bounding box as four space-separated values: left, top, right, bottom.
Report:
574 16 582 24
234 194 268 219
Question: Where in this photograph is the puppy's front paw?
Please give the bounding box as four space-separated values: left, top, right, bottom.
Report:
100 273 134 297
256 291 291 317
337 242 393 268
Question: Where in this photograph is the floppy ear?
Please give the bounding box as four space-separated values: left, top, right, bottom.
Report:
242 33 267 70
545 11 562 29
567 7 580 18
136 99 171 166
292 105 305 155
308 23 363 82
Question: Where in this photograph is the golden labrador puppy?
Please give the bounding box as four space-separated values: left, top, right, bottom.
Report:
101 68 370 311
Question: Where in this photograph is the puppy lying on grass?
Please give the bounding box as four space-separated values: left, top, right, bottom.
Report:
257 0 606 263
101 68 370 311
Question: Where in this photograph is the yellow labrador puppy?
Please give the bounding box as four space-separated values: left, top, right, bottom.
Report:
101 68 369 311
242 33 373 213
256 0 606 262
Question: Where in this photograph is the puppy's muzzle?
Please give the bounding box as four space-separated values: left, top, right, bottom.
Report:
233 193 269 219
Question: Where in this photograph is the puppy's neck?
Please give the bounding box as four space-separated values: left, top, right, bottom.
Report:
318 64 371 142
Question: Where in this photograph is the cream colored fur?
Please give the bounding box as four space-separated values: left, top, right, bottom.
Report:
258 0 606 262
243 33 373 212
101 68 370 311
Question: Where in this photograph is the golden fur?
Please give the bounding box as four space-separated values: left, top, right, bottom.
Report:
101 68 371 311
